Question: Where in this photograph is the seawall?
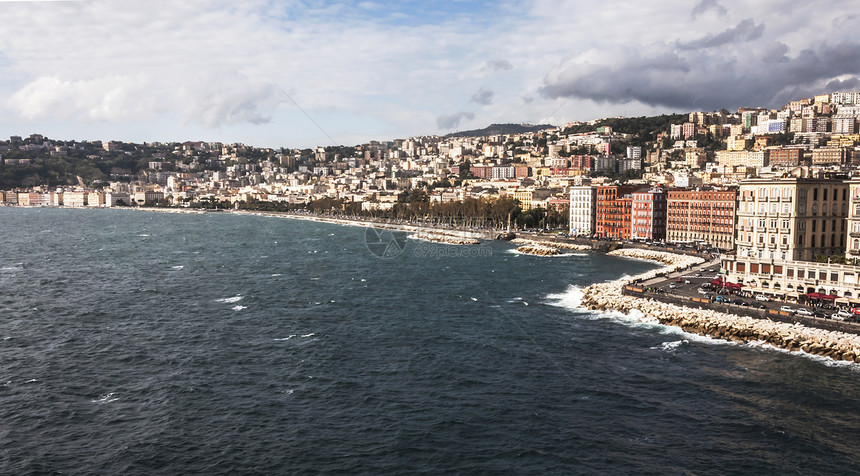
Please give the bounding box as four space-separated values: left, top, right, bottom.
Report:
581 249 860 363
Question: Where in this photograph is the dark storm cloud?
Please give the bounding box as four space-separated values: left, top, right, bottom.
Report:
483 59 513 71
691 0 727 18
540 41 860 111
436 111 475 129
827 77 860 91
677 19 764 50
470 87 494 105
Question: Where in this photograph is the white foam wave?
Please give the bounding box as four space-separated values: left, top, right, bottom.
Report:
171 265 184 270
651 340 687 352
232 305 247 311
545 285 586 311
1 263 24 272
137 234 150 237
301 333 315 338
216 295 243 303
271 273 282 277
92 392 119 404
274 335 296 341
507 297 524 302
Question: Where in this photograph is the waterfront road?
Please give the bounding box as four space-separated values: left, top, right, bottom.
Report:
638 256 860 326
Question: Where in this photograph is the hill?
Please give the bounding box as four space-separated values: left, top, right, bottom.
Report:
445 123 556 138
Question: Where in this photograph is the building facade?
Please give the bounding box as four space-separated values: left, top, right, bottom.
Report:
630 188 667 241
595 185 637 240
569 186 596 236
666 188 737 251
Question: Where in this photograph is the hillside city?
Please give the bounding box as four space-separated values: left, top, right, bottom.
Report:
7 91 860 305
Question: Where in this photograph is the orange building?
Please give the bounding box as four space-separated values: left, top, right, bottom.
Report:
595 185 637 240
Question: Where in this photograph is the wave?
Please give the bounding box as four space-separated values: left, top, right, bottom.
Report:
274 335 296 341
271 273 282 277
301 333 315 338
171 265 184 270
1 263 24 272
651 339 687 352
92 392 119 404
216 295 243 304
545 285 586 311
232 305 247 311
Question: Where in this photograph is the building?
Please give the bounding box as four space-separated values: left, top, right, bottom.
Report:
715 150 767 168
810 147 846 166
630 188 667 241
595 185 637 240
765 147 801 167
569 186 597 236
832 115 857 135
724 178 851 301
666 188 737 251
736 178 847 262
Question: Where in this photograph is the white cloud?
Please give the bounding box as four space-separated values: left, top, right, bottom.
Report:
0 0 856 147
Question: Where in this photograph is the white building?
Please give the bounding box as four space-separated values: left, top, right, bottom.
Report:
569 186 596 236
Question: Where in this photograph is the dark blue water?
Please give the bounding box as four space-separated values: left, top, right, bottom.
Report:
1 208 859 474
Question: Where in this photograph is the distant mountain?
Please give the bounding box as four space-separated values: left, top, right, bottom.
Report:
444 123 555 138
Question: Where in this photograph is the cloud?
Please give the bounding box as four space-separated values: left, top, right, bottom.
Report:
540 40 860 111
6 71 286 127
691 0 727 18
436 111 474 129
483 59 512 71
470 87 494 106
827 76 860 91
677 19 764 49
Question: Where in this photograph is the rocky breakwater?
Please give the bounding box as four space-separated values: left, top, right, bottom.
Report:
513 238 591 256
515 244 563 256
408 232 481 245
581 249 860 364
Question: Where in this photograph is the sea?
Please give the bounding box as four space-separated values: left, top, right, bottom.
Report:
1 207 859 474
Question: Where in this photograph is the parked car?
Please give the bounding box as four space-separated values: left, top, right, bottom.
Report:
684 279 691 284
707 268 716 272
752 303 767 309
795 308 814 316
780 306 795 314
715 295 729 303
733 299 748 306
755 295 770 302
812 310 827 318
669 283 676 289
832 310 851 321
697 288 709 295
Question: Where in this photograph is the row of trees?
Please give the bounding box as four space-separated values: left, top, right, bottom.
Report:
235 194 570 230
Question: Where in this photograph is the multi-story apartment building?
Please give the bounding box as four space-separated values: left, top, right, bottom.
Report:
832 115 857 135
666 188 737 251
630 188 667 241
724 178 852 300
765 147 801 167
810 147 846 166
715 150 766 168
595 185 637 240
569 186 596 236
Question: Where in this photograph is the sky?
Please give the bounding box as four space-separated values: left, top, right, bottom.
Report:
0 0 859 149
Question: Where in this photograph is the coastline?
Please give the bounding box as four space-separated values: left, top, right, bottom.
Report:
582 249 860 364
